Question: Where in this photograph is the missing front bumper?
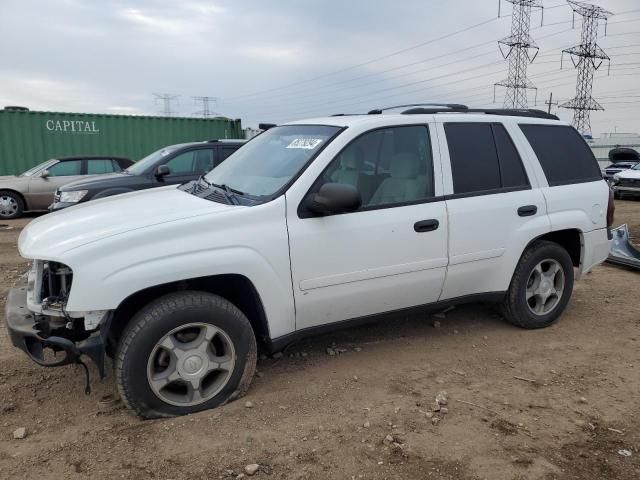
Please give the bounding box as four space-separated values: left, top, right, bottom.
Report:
5 277 108 381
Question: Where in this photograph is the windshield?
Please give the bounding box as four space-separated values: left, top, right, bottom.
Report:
633 163 640 171
126 145 181 175
205 125 340 197
20 159 55 176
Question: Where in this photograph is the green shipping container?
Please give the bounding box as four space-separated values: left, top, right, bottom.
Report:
0 108 243 175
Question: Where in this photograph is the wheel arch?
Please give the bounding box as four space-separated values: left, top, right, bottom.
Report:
0 188 28 211
108 273 270 355
525 228 583 268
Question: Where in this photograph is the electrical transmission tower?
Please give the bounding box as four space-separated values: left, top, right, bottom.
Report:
153 93 179 116
495 0 544 109
193 96 218 118
559 1 612 136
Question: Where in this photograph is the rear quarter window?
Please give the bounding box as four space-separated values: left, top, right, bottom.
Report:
519 124 601 186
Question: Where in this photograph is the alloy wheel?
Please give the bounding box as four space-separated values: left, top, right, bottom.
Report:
147 322 236 406
525 258 565 316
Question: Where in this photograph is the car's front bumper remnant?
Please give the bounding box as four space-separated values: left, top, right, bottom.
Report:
606 224 640 271
5 276 109 385
613 185 640 196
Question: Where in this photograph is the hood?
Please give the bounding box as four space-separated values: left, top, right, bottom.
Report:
19 185 238 258
617 169 640 180
59 172 132 191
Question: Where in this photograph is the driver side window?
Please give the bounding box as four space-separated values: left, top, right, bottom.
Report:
323 125 435 208
164 149 213 175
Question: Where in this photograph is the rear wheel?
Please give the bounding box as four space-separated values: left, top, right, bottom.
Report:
115 291 257 418
0 191 24 219
501 241 574 329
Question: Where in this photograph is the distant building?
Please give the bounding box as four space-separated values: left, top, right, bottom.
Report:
587 132 640 168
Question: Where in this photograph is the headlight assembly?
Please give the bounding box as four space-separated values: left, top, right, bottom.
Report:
59 190 88 203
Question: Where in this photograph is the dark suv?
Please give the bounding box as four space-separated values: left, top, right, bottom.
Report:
50 140 245 211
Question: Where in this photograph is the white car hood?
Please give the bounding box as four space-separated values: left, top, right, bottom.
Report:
617 169 640 180
19 185 237 258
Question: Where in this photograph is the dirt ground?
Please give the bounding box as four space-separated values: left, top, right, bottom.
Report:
1 201 639 480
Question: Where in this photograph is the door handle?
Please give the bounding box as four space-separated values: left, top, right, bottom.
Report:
414 219 439 233
517 205 537 217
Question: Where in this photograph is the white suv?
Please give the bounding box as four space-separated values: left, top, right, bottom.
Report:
6 105 614 418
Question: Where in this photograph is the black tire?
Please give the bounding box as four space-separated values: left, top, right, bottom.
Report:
0 190 24 219
115 291 257 418
501 240 574 329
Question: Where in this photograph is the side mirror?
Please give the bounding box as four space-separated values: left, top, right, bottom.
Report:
306 183 362 215
40 170 50 179
154 165 170 179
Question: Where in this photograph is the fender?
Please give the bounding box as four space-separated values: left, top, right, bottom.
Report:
66 246 295 339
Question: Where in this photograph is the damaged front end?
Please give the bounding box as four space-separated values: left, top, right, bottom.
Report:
606 224 640 271
5 261 111 393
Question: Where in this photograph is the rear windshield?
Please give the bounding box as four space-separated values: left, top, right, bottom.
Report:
519 124 602 186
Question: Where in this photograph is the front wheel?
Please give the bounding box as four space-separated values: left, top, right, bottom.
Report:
501 241 574 329
115 291 257 418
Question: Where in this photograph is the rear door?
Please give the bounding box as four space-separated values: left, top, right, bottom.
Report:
287 124 449 330
437 120 550 300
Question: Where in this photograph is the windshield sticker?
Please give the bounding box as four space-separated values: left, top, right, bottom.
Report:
286 138 323 150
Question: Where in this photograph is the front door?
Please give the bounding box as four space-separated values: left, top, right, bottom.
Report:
27 159 85 210
156 148 215 186
286 124 449 330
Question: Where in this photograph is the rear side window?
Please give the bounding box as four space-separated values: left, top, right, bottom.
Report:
87 159 117 174
493 125 528 188
444 123 529 195
519 124 601 186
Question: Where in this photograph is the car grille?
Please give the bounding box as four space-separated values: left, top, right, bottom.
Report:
619 178 640 187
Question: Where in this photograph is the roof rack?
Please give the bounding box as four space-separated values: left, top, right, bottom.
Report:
367 103 468 115
401 107 558 120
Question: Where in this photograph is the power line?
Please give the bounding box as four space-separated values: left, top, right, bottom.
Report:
495 0 544 108
224 17 501 101
559 1 613 136
192 96 218 118
153 93 179 117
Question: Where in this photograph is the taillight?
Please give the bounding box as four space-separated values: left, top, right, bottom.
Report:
606 187 615 229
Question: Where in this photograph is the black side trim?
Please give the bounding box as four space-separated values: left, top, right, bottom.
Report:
267 292 506 353
445 185 531 200
298 184 534 219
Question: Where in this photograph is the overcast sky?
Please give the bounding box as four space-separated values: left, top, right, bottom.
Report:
1 0 639 136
